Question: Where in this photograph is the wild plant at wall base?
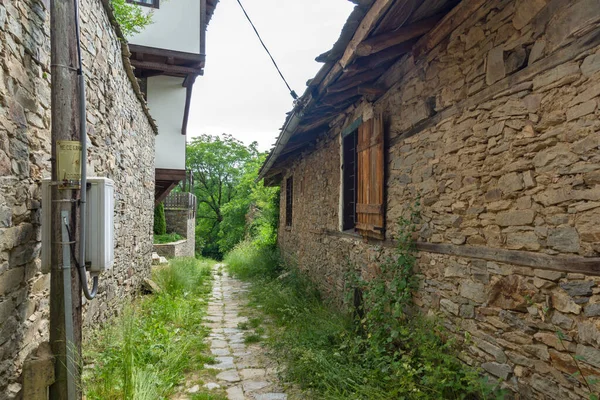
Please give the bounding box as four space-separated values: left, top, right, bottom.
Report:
342 200 505 399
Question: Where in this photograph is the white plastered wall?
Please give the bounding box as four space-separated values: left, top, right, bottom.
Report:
128 0 201 54
147 75 187 170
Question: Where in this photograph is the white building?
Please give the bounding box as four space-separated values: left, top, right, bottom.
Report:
127 0 219 203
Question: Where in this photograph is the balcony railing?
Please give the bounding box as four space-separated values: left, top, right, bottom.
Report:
164 192 197 218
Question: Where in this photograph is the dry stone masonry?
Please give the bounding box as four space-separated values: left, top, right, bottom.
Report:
0 0 155 397
278 0 600 398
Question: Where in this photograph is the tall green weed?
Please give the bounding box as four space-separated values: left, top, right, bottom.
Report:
225 210 504 399
224 240 281 280
84 258 214 399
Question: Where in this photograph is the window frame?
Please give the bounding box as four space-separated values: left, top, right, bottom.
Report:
127 0 160 9
342 129 358 231
285 176 293 227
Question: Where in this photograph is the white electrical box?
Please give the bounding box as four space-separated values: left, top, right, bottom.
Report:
42 177 115 274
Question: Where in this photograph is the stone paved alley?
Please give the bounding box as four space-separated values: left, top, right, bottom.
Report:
200 264 290 400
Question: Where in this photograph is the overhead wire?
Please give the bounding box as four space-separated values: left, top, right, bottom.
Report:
235 0 298 100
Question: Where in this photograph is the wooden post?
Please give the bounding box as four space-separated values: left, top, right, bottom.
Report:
49 0 83 399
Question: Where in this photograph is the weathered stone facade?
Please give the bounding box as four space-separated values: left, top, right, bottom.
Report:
278 1 600 398
0 0 155 397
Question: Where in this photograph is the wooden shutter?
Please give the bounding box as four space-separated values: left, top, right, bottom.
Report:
356 114 385 239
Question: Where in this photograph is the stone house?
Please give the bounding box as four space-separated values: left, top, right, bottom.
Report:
0 0 216 397
259 0 600 397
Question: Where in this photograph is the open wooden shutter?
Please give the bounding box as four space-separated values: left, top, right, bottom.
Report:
356 114 385 240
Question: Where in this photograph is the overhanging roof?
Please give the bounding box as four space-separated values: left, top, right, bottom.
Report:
259 0 476 183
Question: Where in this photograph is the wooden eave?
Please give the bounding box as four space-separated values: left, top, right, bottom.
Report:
260 0 466 182
129 44 206 78
155 168 187 205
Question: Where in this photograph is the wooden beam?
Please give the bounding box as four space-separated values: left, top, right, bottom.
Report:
318 85 385 109
326 66 389 93
356 14 443 57
339 0 398 68
155 181 178 206
323 230 600 275
344 39 416 74
131 60 202 76
295 114 338 133
155 168 187 182
181 76 196 135
413 0 486 59
129 44 204 63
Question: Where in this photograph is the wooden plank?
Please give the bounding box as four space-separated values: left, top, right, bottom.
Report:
356 14 443 57
356 222 384 231
129 44 205 62
319 85 385 108
412 0 486 58
356 114 385 239
372 0 415 35
327 66 389 93
416 243 600 276
356 203 384 214
322 230 600 275
339 0 397 69
344 39 416 74
131 60 203 76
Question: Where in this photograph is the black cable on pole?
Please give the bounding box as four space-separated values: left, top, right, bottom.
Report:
235 0 298 100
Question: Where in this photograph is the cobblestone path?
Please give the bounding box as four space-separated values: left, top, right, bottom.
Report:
202 264 289 400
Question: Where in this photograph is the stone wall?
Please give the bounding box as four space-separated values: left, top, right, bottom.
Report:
164 208 196 257
278 0 600 397
0 0 156 397
154 239 192 259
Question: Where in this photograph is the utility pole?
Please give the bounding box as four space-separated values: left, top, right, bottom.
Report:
49 0 83 399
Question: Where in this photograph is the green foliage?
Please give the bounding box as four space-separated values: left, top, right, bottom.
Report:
153 232 184 244
557 330 599 399
110 0 153 37
153 202 166 235
84 258 215 399
224 240 281 280
187 134 279 259
225 208 504 399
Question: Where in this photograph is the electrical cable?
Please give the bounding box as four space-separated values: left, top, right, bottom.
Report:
64 220 98 299
235 0 298 100
73 0 98 300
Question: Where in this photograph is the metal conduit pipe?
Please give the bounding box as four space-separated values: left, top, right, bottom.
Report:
74 0 98 300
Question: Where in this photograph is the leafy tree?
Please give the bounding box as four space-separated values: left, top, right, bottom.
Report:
110 0 153 37
187 134 260 259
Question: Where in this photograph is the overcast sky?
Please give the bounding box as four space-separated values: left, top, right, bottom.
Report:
187 0 354 151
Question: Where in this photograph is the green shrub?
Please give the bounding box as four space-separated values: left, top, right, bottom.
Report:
153 202 166 235
84 258 215 399
153 257 212 296
153 232 184 244
224 240 281 280
224 205 504 399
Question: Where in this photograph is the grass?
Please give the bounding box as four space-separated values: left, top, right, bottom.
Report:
83 257 224 400
225 241 504 400
154 232 185 244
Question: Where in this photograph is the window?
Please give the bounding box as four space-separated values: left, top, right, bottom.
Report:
285 176 293 227
127 0 159 8
342 129 358 231
342 114 385 239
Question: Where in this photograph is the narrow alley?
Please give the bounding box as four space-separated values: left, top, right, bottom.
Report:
202 264 291 400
